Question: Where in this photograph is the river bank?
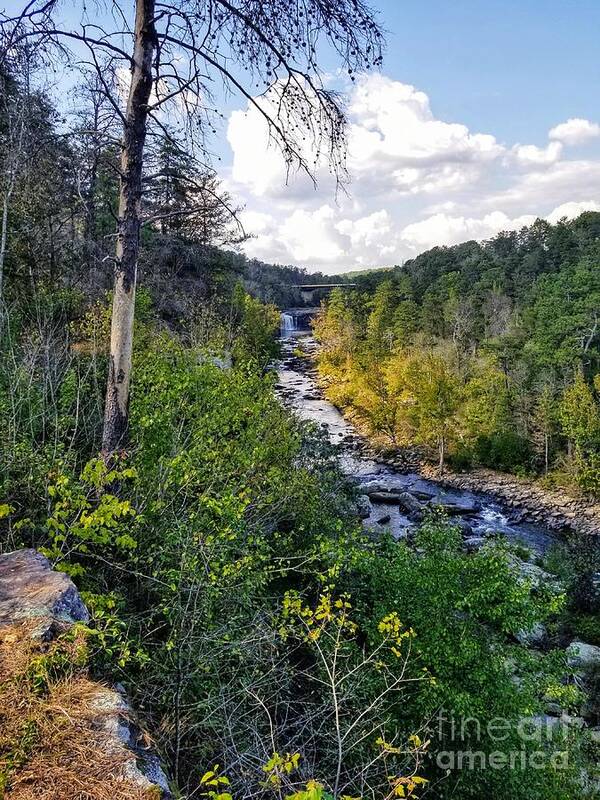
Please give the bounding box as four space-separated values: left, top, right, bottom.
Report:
286 333 600 540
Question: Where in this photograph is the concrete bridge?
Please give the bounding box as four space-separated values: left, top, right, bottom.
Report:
292 283 357 304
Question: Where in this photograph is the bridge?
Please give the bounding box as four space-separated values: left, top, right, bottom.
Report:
292 283 357 304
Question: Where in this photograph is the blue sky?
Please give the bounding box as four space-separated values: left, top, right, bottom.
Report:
377 0 600 144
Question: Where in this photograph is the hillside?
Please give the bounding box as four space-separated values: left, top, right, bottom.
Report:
314 212 600 492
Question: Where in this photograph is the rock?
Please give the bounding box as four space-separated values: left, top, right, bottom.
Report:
0 549 89 630
359 481 384 494
0 550 171 797
355 494 373 519
566 641 600 669
545 702 563 717
430 496 481 516
463 536 486 552
376 514 391 525
515 622 547 647
508 556 562 591
559 712 586 729
198 352 232 370
452 518 474 537
368 491 404 504
509 510 527 524
397 491 425 518
411 490 434 501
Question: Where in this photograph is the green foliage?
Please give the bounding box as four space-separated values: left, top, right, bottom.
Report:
231 283 281 367
474 430 533 473
314 215 600 489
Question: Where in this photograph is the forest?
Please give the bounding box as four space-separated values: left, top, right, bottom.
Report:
1 1 600 799
314 215 600 491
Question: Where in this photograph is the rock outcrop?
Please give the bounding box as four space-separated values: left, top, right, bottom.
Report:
0 549 171 799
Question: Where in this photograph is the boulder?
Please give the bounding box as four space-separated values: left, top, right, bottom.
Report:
397 492 425 518
559 712 586 729
355 494 373 519
0 550 172 798
411 489 435 501
430 496 481 516
508 556 563 591
463 536 486 553
376 514 392 525
566 640 600 669
359 481 384 495
368 491 404 504
515 622 547 647
452 518 474 537
0 549 89 630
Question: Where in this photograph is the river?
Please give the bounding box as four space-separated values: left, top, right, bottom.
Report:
276 326 558 556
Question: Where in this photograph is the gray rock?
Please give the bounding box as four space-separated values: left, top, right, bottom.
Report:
397 491 425 518
463 536 486 552
566 641 600 669
430 496 481 516
515 622 547 647
355 494 373 519
508 556 563 591
559 712 586 729
0 549 89 629
452 518 474 537
376 514 392 525
368 491 404 504
359 481 384 494
198 352 232 370
411 489 435 501
0 550 171 797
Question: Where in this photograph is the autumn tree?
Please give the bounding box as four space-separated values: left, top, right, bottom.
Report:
1 0 383 454
559 373 599 460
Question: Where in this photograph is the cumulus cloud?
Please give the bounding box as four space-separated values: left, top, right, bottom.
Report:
511 141 562 167
546 200 600 223
401 211 536 249
225 75 600 271
549 118 600 145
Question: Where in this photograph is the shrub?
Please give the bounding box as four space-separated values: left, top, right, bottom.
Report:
475 431 533 472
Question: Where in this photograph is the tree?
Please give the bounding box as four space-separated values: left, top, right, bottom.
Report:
2 0 383 454
0 65 25 308
402 352 462 472
144 136 243 245
558 373 599 459
531 383 557 475
365 278 398 358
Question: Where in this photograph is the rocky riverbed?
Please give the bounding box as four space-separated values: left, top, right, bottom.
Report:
276 333 568 555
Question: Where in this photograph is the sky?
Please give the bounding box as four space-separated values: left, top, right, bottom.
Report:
5 0 600 274
223 0 600 273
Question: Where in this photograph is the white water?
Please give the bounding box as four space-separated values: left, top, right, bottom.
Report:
280 313 296 333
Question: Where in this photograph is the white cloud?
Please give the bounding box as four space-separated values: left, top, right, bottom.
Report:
400 211 536 250
547 200 600 223
512 141 562 167
347 74 502 182
549 118 600 145
226 75 600 272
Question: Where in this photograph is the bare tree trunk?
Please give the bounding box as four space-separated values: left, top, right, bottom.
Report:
102 0 156 455
0 191 9 310
438 436 445 474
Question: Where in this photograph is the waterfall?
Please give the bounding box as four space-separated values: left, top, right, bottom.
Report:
281 312 296 333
